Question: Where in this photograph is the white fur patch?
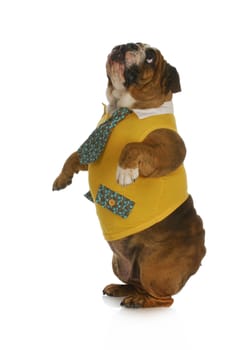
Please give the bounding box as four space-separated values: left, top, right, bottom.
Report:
116 166 139 186
117 92 136 109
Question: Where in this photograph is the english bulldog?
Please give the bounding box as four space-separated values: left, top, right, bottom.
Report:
53 43 206 308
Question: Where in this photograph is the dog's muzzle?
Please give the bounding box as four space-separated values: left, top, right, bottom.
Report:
110 43 139 63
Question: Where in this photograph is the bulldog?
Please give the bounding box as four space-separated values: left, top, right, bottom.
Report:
53 43 206 308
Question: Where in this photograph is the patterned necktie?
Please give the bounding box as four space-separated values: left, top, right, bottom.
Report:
78 107 132 164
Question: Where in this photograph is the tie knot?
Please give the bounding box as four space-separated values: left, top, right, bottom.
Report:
111 107 132 118
109 107 132 127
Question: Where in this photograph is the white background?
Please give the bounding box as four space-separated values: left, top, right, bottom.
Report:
0 0 235 349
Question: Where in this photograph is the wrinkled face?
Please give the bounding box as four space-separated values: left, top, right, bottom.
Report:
106 43 181 111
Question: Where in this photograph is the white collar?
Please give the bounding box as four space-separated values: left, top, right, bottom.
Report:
133 101 174 119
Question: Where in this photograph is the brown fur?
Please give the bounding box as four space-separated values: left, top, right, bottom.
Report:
53 43 206 308
119 129 186 177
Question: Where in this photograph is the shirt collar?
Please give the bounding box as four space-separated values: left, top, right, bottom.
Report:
133 101 174 119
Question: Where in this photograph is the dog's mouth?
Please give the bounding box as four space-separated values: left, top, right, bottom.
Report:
106 43 147 88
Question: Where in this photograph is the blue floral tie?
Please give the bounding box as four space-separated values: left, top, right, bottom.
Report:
78 107 132 164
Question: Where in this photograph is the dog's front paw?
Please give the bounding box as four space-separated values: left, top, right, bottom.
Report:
116 166 139 186
52 173 72 191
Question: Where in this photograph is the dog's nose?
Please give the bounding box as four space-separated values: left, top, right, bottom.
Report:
125 43 139 51
110 45 126 62
110 43 139 62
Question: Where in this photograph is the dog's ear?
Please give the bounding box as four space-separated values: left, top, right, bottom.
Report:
162 63 181 94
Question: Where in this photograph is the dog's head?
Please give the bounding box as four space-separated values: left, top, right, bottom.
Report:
106 43 181 112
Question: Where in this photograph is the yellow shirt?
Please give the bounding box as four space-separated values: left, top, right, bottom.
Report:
88 111 188 241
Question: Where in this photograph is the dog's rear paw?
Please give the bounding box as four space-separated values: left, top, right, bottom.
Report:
116 166 139 186
103 284 136 297
120 295 145 308
121 294 174 308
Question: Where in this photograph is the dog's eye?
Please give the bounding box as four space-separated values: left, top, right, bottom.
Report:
146 57 154 64
145 49 156 64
